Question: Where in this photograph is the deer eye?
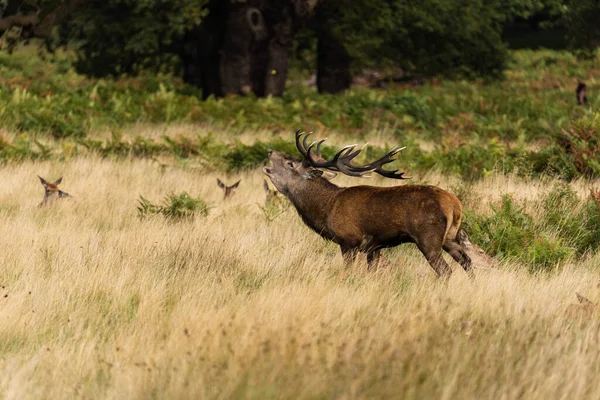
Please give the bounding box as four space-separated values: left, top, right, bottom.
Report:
286 161 295 168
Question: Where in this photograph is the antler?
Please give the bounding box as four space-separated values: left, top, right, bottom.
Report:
295 130 408 179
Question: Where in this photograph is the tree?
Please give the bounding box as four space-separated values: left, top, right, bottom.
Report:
45 0 319 98
183 0 321 98
313 0 528 80
1 0 569 98
0 0 91 40
563 0 600 58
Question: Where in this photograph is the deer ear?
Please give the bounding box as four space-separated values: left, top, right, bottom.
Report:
304 169 323 180
54 177 63 185
231 180 241 189
38 176 48 187
321 171 337 180
217 178 225 190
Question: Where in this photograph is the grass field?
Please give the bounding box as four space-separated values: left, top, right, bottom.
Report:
2 46 600 398
1 149 600 399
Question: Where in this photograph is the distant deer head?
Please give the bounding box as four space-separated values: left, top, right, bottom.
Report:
565 292 599 319
217 178 241 200
38 176 71 207
263 179 279 203
577 82 587 105
590 189 600 210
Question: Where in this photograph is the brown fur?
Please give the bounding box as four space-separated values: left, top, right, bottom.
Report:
264 151 472 279
217 178 241 200
38 175 71 207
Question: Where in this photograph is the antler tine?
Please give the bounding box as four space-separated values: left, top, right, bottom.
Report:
333 145 408 179
362 146 409 179
376 169 407 179
315 138 327 159
306 140 332 167
366 147 406 167
295 129 315 158
295 129 306 157
337 162 376 177
303 131 313 152
294 129 409 180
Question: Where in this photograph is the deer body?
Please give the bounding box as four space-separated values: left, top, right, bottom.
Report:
577 82 588 105
264 131 472 279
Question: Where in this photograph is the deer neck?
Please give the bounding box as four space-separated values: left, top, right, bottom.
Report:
286 178 340 238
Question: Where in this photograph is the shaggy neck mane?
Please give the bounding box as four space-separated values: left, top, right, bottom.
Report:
286 178 340 238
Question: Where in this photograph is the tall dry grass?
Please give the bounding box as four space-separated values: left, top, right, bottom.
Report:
0 156 599 399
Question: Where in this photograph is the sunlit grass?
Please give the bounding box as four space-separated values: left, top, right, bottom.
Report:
0 157 599 398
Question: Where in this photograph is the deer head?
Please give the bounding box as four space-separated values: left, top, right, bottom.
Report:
263 130 405 196
217 178 241 200
38 176 71 207
263 179 279 203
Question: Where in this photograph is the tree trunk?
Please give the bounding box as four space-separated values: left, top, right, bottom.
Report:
262 4 295 97
183 0 229 99
181 0 317 99
316 30 351 94
219 4 259 96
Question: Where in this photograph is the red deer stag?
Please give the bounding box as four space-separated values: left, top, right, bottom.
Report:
38 176 71 207
263 130 473 279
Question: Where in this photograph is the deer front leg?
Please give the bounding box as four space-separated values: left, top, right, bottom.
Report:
340 245 358 266
417 240 452 280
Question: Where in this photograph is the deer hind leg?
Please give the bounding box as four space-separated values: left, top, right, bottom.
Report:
443 239 474 279
417 239 452 280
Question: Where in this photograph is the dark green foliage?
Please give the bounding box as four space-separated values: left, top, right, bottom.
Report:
317 0 528 79
223 139 333 173
434 138 526 181
464 184 600 272
64 0 208 77
224 141 291 173
137 192 210 220
563 0 600 59
464 195 573 272
54 0 540 81
2 48 600 185
540 184 600 256
530 118 600 180
465 196 536 261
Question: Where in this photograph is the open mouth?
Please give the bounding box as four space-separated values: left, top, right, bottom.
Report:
263 166 272 175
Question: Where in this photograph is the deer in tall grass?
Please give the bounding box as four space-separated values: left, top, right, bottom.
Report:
263 179 278 203
263 130 473 279
576 82 588 105
38 176 71 207
217 178 241 200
